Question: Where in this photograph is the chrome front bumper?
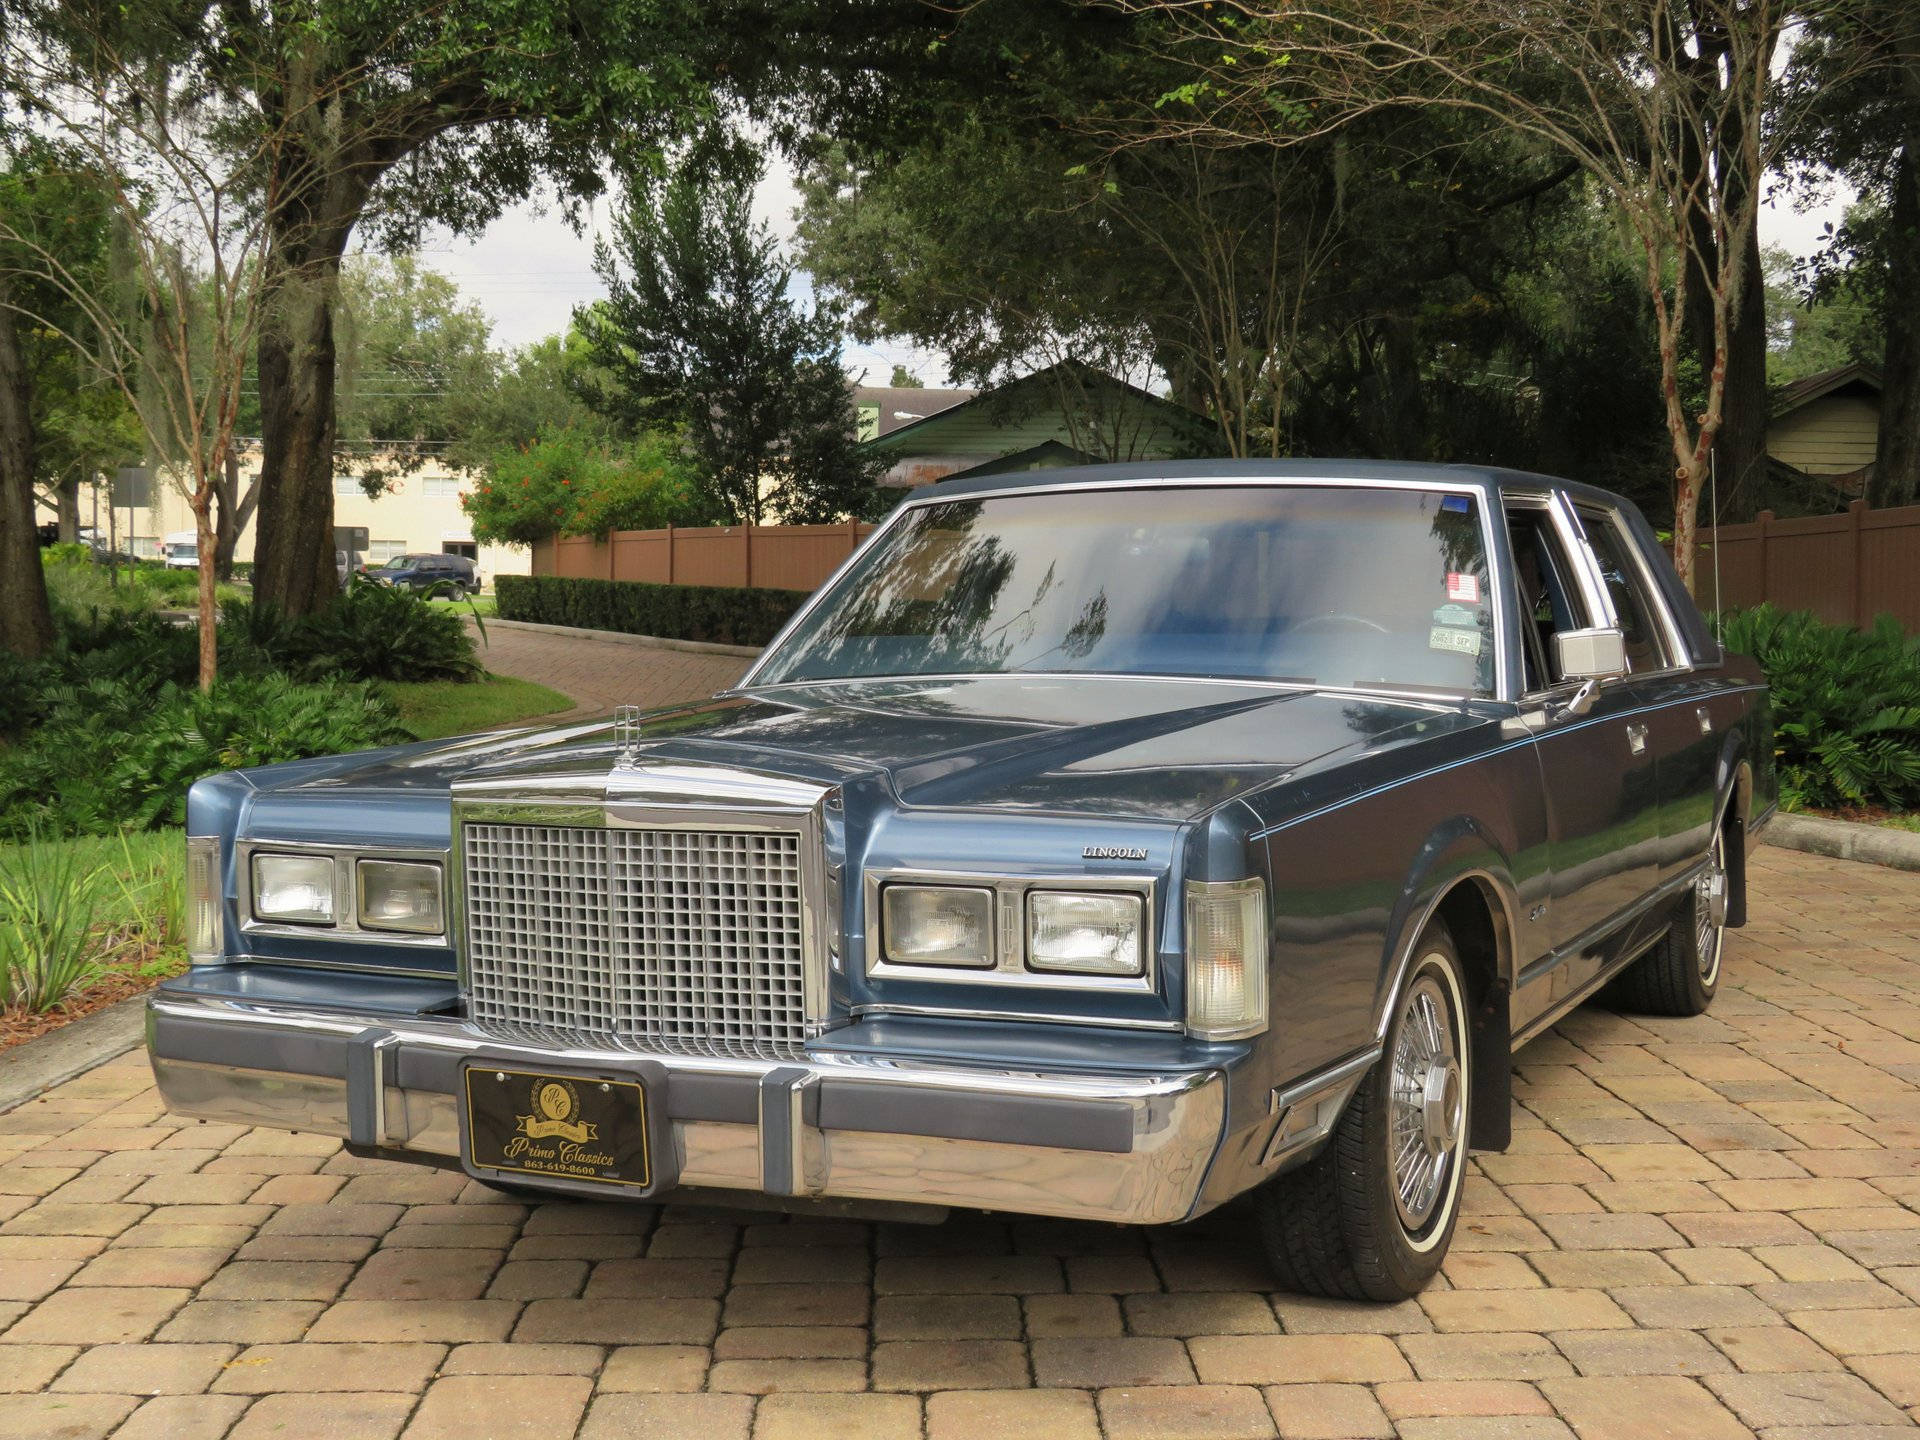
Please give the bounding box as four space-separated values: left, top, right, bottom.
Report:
146 991 1229 1225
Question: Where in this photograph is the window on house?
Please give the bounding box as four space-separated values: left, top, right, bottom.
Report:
367 540 409 562
333 476 362 497
423 475 463 498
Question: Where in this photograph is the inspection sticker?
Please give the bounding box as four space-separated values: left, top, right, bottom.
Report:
1445 572 1481 604
1433 603 1478 629
1429 625 1483 657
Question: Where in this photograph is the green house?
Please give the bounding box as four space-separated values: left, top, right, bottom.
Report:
861 361 1218 488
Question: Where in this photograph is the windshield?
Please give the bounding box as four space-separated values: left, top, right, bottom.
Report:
165 543 195 559
753 484 1496 694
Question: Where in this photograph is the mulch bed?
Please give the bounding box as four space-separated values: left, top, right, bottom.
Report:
1 965 170 1053
1811 805 1919 829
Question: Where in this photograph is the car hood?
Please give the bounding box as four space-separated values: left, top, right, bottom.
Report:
244 675 1487 827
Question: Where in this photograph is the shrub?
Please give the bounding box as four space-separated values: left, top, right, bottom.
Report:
0 671 413 837
1720 604 1920 811
223 582 482 684
496 574 804 648
0 832 108 1012
464 430 704 545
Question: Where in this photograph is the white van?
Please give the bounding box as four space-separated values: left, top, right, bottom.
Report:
162 532 199 569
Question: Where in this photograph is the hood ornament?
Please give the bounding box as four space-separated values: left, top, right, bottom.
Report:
613 705 642 766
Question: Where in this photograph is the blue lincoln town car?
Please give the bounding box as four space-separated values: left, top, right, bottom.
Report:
150 460 1774 1300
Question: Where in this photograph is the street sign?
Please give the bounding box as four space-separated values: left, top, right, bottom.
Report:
333 525 369 552
111 466 152 509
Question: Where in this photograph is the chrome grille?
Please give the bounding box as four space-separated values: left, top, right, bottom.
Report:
462 822 809 1059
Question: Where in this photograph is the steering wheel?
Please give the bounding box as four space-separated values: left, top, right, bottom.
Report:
1293 614 1391 636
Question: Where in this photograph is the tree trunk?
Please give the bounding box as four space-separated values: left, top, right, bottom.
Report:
213 446 257 581
56 477 80 542
1871 131 1920 508
193 477 219 690
0 297 56 660
251 241 345 615
1706 224 1770 522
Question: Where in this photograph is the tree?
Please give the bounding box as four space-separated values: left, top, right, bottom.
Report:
1116 0 1872 591
1785 2 1920 506
580 138 885 524
334 254 498 494
0 16 323 686
887 364 924 387
1764 243 1881 387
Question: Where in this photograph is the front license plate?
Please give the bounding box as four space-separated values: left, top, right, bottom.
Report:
463 1067 651 1190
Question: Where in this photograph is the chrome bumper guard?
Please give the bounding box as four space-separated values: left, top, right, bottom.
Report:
146 992 1228 1226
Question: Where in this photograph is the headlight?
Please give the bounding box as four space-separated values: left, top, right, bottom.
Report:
251 853 336 925
357 859 444 934
1027 891 1145 976
1185 877 1269 1040
882 885 994 967
186 835 223 963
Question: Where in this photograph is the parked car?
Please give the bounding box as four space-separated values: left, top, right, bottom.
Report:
161 532 200 569
368 552 479 596
149 460 1774 1299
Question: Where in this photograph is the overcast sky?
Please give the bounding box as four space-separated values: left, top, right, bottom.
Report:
411 157 1854 389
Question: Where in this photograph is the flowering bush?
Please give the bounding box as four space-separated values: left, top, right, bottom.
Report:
463 431 702 546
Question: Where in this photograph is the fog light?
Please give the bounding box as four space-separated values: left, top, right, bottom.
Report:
1185 877 1268 1040
251 853 336 925
357 859 444 934
1027 891 1145 975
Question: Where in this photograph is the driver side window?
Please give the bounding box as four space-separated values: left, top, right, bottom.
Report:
1504 505 1594 693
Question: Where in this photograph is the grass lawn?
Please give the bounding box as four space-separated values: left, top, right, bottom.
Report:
383 671 573 740
1 828 186 1047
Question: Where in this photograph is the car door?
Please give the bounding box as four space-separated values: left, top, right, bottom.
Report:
1503 494 1663 1033
1573 503 1719 882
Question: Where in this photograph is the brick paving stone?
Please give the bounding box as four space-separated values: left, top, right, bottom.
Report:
154 1299 324 1343
305 1298 520 1343
198 1259 354 1301
721 1281 869 1327
440 1341 602 1376
714 1325 868 1359
1541 1374 1751 1440
926 1388 1101 1440
401 1374 593 1439
1032 1337 1198 1387
1789 1307 1920 1356
597 1344 710 1390
710 1357 869 1393
1703 1371 1910 1428
0 1286 187 1343
753 1392 920 1440
872 1338 1029 1390
1420 1288 1634 1333
1377 1380 1556 1419
227 1392 415 1440
1024 1293 1125 1338
347 1248 502 1300
0 1345 75 1392
110 1393 252 1440
211 1341 445 1393
66 1245 232 1289
1123 1291 1280 1335
1399 1333 1576 1381
1188 1334 1413 1385
48 1341 232 1394
1549 1327 1734 1376
513 1296 719 1345
579 1392 755 1440
0 1392 137 1440
1097 1384 1277 1440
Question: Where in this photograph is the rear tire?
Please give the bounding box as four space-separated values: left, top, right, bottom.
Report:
1609 826 1727 1017
1254 924 1471 1300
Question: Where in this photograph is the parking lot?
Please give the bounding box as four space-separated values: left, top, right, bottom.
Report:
1 842 1916 1440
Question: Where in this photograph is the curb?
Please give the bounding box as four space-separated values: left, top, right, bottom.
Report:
475 617 763 660
0 995 147 1115
1763 813 1920 873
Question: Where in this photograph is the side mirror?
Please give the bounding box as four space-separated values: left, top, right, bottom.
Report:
1552 627 1626 716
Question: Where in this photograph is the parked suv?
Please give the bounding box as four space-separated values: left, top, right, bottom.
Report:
368 552 479 596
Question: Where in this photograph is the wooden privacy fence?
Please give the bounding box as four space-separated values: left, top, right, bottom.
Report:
531 521 878 593
1696 499 1920 631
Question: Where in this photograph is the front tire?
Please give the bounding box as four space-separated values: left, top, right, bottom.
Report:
1254 924 1471 1300
1609 826 1727 1017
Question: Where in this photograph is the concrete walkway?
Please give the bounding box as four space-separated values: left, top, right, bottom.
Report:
1 845 1917 1437
474 620 753 720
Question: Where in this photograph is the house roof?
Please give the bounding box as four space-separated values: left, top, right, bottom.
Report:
851 385 975 437
941 440 1103 480
862 360 1215 454
1771 362 1882 419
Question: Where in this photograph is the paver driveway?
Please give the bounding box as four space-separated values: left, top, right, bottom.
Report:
2 844 1917 1440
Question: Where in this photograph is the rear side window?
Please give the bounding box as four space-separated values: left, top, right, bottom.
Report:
1578 510 1671 673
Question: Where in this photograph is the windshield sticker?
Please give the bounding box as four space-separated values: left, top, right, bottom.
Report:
1429 625 1483 657
1433 603 1478 629
1445 573 1481 604
1441 495 1472 514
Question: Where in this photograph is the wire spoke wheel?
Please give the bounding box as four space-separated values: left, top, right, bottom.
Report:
1695 829 1727 986
1387 965 1465 1237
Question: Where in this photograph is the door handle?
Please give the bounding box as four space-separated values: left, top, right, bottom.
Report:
1696 706 1713 735
1626 722 1648 755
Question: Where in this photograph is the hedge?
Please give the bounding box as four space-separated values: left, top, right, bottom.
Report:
495 574 809 648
